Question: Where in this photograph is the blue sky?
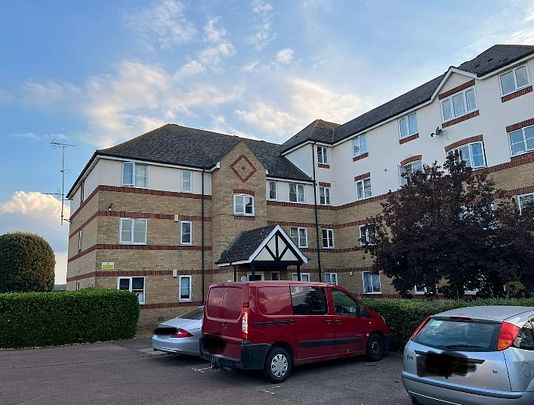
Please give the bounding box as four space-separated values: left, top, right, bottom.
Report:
1 0 533 284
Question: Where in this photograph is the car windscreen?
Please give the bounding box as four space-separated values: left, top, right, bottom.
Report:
177 306 204 320
414 318 501 352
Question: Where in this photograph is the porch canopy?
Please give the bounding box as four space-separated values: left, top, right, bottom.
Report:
216 225 308 280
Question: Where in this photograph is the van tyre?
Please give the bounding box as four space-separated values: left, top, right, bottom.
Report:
366 333 384 362
263 347 292 383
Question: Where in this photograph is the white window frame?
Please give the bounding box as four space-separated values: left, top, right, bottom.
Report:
500 65 530 96
518 193 534 214
352 134 368 157
400 160 423 186
247 271 265 281
179 275 192 302
181 170 192 192
355 178 372 200
233 194 255 216
362 271 381 294
117 276 145 304
324 272 338 285
440 87 477 123
509 125 534 157
398 113 418 138
77 230 83 252
414 284 428 295
119 218 147 245
268 180 277 200
319 186 331 205
290 227 308 248
180 221 192 245
289 183 305 203
317 146 328 164
292 272 311 282
359 224 375 246
448 141 487 168
322 229 335 249
122 162 147 188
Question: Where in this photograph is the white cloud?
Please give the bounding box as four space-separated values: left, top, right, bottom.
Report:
23 80 81 106
204 17 227 43
0 191 68 221
198 42 235 67
250 0 276 51
276 48 294 64
236 101 299 136
125 0 196 50
509 28 534 44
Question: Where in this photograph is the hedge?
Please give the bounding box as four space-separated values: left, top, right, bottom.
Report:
363 298 534 351
0 289 140 349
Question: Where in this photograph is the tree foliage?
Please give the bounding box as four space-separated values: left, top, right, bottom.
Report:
365 156 534 299
0 232 55 292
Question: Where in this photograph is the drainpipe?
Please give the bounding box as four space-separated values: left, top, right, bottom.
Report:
311 142 322 282
201 168 206 303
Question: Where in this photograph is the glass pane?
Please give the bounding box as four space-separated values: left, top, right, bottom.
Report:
458 145 471 167
291 286 327 315
325 188 330 204
469 142 485 168
133 220 146 243
364 179 372 198
121 219 132 242
501 71 516 94
182 171 191 191
452 93 465 117
135 164 147 187
289 184 296 201
122 162 134 185
465 89 476 112
297 185 304 202
516 66 529 88
132 277 144 290
442 99 453 121
360 135 367 153
353 138 360 155
299 228 307 246
269 181 276 199
525 127 534 150
135 292 144 304
235 196 244 212
245 197 254 214
181 222 191 243
118 278 130 290
399 118 408 138
408 113 418 135
180 277 191 299
356 182 364 200
371 273 380 292
322 230 329 247
510 130 526 155
332 289 359 314
290 228 298 245
520 194 534 212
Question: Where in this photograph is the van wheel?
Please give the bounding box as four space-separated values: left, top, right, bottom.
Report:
366 333 384 362
263 347 292 383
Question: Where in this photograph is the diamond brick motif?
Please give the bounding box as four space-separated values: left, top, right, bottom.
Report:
230 155 257 182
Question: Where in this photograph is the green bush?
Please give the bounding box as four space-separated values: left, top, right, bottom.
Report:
0 289 140 348
363 298 534 351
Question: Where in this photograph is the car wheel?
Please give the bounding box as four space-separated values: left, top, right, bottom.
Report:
366 333 384 362
263 347 292 383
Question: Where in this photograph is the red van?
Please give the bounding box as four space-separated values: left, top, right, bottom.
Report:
200 281 391 382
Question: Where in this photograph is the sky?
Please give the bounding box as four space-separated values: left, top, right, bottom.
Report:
1 0 533 285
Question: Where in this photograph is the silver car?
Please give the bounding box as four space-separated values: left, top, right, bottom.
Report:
402 306 534 405
152 306 203 356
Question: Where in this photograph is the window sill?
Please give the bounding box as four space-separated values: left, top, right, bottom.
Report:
353 152 369 162
180 243 192 246
442 110 480 128
318 163 330 169
322 246 335 249
234 215 256 220
363 291 382 295
501 85 533 102
399 133 419 144
119 242 147 245
179 299 192 303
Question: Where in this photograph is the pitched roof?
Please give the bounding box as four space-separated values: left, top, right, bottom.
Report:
281 119 339 154
216 225 277 264
282 44 534 152
98 124 311 182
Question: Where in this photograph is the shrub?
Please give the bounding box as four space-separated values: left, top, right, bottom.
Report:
364 298 534 351
0 289 140 348
0 232 55 292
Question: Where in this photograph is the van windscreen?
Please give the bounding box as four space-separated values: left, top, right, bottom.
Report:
257 286 292 315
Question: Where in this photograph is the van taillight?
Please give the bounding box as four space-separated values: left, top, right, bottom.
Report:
241 308 250 340
497 322 520 351
410 317 431 341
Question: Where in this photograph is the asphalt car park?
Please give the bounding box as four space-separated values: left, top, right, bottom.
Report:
0 338 410 404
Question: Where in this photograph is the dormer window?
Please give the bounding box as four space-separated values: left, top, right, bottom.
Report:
398 113 418 138
441 88 477 122
500 65 530 96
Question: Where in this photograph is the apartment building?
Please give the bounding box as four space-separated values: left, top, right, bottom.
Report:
66 44 534 329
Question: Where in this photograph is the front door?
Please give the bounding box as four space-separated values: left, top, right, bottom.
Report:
331 288 367 355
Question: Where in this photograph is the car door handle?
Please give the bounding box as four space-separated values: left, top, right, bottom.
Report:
222 322 228 329
335 319 342 325
325 320 333 325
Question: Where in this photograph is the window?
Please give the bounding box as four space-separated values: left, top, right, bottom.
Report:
268 181 277 200
122 162 147 187
180 221 192 245
441 88 477 122
332 289 360 314
518 193 534 214
359 224 375 246
509 125 534 156
290 227 308 248
289 183 305 202
80 180 85 203
234 194 254 216
77 230 83 252
400 160 423 186
500 65 530 95
179 275 192 301
362 272 381 294
324 273 338 285
415 284 429 295
75 281 80 291
270 271 280 280
181 170 192 192
355 178 372 200
399 113 418 138
322 229 334 248
515 319 534 351
448 141 486 168
118 277 145 304
120 218 147 244
319 186 331 205
352 134 367 157
292 273 311 282
290 286 326 315
317 146 328 164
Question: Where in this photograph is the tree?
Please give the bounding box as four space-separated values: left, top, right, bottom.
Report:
0 232 55 292
365 155 534 299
